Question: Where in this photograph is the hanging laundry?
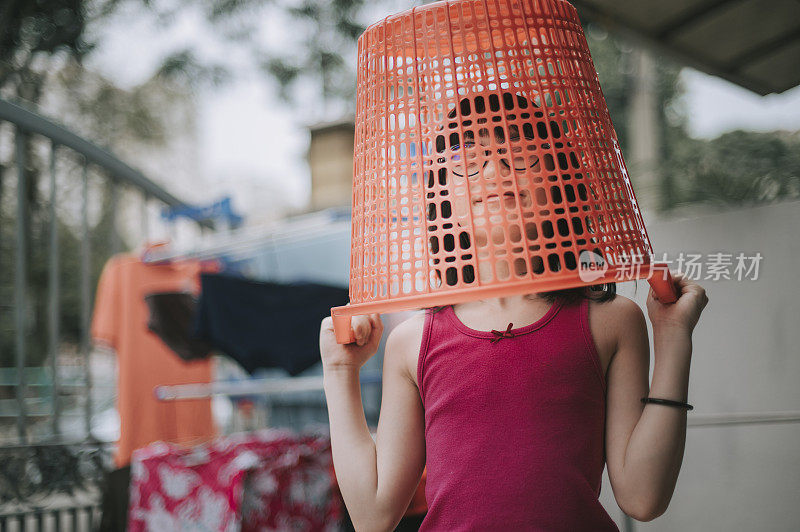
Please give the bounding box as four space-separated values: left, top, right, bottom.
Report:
128 430 342 532
145 292 215 361
129 438 255 531
193 274 349 376
92 254 216 468
240 435 343 531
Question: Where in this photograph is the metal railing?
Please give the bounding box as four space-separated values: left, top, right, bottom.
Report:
0 97 206 445
0 97 206 523
0 504 100 532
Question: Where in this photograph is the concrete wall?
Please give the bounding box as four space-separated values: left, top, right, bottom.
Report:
599 200 800 531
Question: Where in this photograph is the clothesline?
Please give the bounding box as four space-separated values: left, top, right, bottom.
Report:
154 372 382 401
144 207 350 264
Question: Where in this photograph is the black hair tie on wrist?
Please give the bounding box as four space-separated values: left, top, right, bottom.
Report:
641 397 694 411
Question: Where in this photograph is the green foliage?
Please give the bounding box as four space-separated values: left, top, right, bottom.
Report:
0 0 90 74
584 24 632 149
203 0 265 22
256 0 368 109
580 22 799 212
155 48 231 89
263 57 302 101
662 131 800 210
54 60 169 145
584 23 690 161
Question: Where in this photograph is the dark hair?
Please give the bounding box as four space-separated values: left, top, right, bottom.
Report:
540 283 616 304
435 92 541 156
426 282 615 314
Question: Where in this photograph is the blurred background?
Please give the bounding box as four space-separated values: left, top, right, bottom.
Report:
0 0 798 530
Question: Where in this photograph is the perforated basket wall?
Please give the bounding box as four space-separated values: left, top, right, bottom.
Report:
348 0 654 309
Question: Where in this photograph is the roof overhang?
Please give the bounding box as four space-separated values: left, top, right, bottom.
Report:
571 0 800 95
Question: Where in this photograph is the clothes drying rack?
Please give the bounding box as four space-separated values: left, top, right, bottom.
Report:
155 372 382 401
144 206 363 403
143 207 351 265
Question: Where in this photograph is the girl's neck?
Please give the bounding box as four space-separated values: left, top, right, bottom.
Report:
482 293 544 307
452 293 557 331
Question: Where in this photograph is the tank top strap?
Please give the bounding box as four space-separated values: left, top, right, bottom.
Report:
550 295 582 326
417 306 447 402
561 296 606 392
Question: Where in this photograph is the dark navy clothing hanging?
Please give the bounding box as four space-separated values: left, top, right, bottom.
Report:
193 273 349 376
145 292 215 361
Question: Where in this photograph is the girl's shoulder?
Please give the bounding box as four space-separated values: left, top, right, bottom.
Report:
588 293 644 324
587 294 647 373
384 311 428 387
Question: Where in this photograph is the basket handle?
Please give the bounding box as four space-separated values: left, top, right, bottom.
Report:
332 311 357 344
648 263 679 304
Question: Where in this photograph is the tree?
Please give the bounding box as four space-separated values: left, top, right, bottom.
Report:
259 0 369 117
661 130 800 209
0 0 91 101
0 0 215 369
579 22 800 213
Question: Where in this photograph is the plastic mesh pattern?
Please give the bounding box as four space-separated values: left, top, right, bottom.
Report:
349 0 653 306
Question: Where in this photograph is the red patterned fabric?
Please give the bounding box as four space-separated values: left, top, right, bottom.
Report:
129 430 342 531
240 437 343 531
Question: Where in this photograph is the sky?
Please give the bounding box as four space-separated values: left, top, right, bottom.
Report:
86 1 800 222
680 69 800 138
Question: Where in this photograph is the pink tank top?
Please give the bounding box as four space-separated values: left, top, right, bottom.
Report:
417 298 618 531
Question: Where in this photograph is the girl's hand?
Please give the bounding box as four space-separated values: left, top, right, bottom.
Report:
319 313 384 371
646 272 709 332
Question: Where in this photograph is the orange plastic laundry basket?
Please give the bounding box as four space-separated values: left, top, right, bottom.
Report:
332 0 675 343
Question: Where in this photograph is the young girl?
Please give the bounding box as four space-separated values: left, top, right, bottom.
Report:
319 93 709 530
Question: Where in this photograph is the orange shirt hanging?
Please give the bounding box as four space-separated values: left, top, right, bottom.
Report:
92 253 216 467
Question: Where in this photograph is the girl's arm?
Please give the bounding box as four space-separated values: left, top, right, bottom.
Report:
604 274 708 522
320 313 426 532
